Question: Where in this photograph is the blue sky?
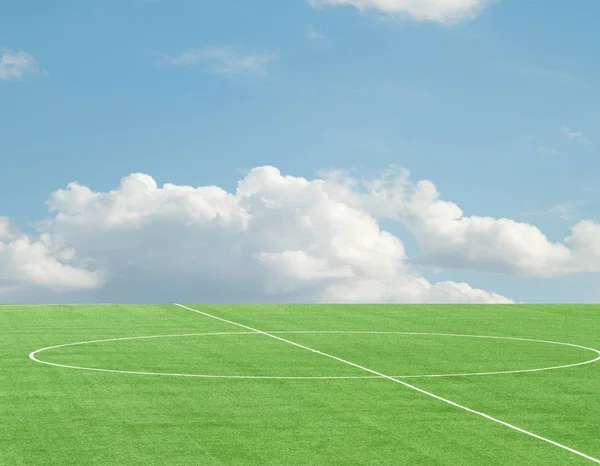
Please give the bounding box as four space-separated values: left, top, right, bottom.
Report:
2 0 600 303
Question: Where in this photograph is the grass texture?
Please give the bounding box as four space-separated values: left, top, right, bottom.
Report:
1 303 599 465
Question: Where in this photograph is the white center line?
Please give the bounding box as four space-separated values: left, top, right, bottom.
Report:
174 303 600 464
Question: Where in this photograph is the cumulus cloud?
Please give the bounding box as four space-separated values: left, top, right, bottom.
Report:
5 165 600 303
0 48 45 81
0 217 101 300
330 167 600 277
307 0 495 23
1 168 512 303
159 46 277 76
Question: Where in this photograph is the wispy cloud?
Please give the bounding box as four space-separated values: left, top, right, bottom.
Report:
0 48 46 81
307 0 493 24
560 125 592 147
158 46 277 77
306 25 327 41
536 145 559 156
521 200 584 222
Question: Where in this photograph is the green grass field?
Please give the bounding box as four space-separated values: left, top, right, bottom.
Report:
1 304 599 465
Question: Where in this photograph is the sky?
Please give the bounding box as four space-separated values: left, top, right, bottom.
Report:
1 0 600 304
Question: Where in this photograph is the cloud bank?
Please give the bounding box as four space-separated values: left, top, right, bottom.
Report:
4 165 600 303
1 167 516 304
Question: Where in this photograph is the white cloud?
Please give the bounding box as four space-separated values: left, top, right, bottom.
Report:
160 46 277 76
0 168 512 303
328 167 600 277
307 0 495 23
6 166 600 303
560 125 592 147
0 217 102 300
0 48 45 81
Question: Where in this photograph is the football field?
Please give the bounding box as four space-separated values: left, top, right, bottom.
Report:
1 304 599 465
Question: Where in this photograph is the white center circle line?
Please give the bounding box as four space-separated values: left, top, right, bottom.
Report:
28 331 600 380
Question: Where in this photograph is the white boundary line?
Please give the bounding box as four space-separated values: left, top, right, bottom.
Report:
29 331 600 380
173 303 600 464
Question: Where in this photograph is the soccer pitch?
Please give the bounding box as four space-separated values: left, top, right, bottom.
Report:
2 304 599 465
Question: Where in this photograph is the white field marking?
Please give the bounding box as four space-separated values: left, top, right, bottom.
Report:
174 303 600 464
29 331 600 380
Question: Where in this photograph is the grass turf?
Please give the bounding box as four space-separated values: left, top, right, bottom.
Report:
1 304 599 465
